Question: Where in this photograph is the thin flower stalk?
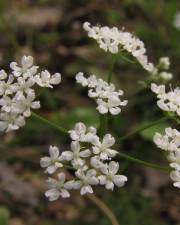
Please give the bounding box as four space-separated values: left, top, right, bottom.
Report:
87 194 120 225
117 116 169 142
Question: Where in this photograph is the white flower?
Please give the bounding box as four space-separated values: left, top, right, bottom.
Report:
90 156 104 169
0 70 7 80
83 22 154 72
153 132 169 151
76 73 128 115
69 122 86 141
14 92 40 117
35 70 61 88
154 127 180 190
98 161 128 190
0 96 14 113
92 134 118 160
75 169 99 195
87 75 98 88
151 83 165 95
0 112 25 132
153 127 180 152
168 150 180 164
45 173 70 201
0 75 14 96
60 141 91 169
40 146 63 174
76 72 88 87
151 83 180 116
170 162 180 189
63 179 82 190
69 122 98 144
12 77 35 95
10 55 38 79
96 96 127 115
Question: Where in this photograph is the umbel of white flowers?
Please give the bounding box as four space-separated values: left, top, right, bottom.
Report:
40 122 127 200
154 127 180 189
0 56 61 132
76 72 128 115
83 22 154 72
151 83 180 117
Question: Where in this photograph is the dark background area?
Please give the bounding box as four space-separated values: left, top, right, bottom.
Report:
0 0 180 225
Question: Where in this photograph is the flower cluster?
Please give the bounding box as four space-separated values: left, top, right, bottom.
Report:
151 83 180 116
153 127 180 189
0 56 61 132
150 57 172 82
40 122 127 200
83 22 154 72
76 72 128 115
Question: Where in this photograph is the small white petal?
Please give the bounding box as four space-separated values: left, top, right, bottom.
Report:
60 151 73 161
109 161 119 175
45 189 60 201
79 149 91 158
40 157 51 168
105 181 114 190
80 185 93 195
103 134 115 147
113 175 128 187
49 146 59 159
50 73 61 85
45 165 57 174
60 189 70 198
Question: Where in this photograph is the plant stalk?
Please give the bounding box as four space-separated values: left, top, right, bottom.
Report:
107 54 117 84
117 116 169 142
31 112 68 135
87 194 120 225
99 54 117 137
117 152 171 172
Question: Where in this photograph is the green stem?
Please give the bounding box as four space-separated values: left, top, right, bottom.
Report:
87 194 120 225
118 52 135 64
99 54 117 138
99 114 108 138
117 116 168 142
118 152 171 172
107 54 117 84
31 112 68 135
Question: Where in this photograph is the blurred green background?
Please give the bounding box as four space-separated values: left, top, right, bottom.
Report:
0 0 179 225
